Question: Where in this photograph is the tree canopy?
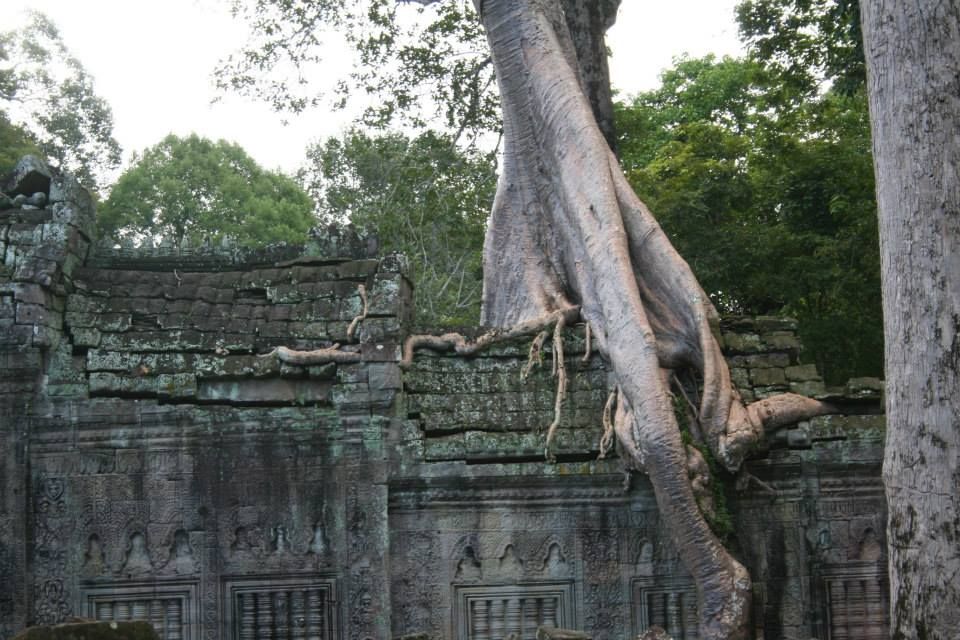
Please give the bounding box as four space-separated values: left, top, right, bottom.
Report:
217 0 498 142
302 129 494 325
736 0 864 95
615 54 881 384
0 11 121 190
98 134 315 247
0 114 43 174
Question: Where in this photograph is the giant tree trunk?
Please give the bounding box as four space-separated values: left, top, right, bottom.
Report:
861 3 960 637
474 1 825 637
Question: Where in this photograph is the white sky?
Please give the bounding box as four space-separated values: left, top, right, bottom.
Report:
6 0 744 175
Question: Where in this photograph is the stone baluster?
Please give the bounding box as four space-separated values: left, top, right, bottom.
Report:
542 596 557 629
648 592 666 629
291 590 307 640
863 575 886 639
847 579 866 638
149 600 164 637
96 601 113 621
307 589 323 639
472 599 490 640
274 591 289 639
167 600 182 640
522 597 538 640
681 591 698 637
506 596 522 638
239 593 257 640
830 582 848 640
257 592 273 639
666 592 681 638
490 598 505 640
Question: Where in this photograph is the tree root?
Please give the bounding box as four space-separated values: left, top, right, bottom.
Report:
260 344 362 365
747 393 835 432
582 322 591 363
544 314 568 461
346 284 368 340
686 444 715 522
598 389 617 459
521 330 550 380
400 306 580 369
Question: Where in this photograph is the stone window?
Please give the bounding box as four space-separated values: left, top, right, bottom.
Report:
631 576 698 640
223 575 339 640
453 583 575 640
81 580 199 640
823 563 888 640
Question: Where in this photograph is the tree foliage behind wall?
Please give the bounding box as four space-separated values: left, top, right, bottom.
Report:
616 53 881 384
0 114 43 173
0 11 121 190
98 134 315 247
217 0 497 143
301 130 495 326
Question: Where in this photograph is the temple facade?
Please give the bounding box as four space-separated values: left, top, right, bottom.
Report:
0 160 887 639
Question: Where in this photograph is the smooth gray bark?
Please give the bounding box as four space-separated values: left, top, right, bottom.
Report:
861 2 960 637
469 3 834 638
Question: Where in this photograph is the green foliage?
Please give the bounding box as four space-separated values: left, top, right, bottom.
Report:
0 11 121 190
736 0 864 95
301 129 495 325
0 113 42 173
98 134 315 247
617 55 881 383
217 0 498 142
674 394 734 542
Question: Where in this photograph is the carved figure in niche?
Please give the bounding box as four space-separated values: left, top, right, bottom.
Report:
858 528 883 562
307 522 328 556
122 532 152 575
541 542 569 578
83 534 106 577
455 546 482 581
636 540 655 577
164 529 197 574
231 526 250 554
496 544 524 581
811 527 833 561
271 524 290 554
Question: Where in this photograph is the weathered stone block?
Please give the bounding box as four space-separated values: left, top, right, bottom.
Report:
722 331 763 353
845 376 884 399
808 413 886 440
750 367 786 386
727 353 792 369
10 283 49 305
729 367 750 389
49 171 93 210
784 364 820 381
88 371 157 395
368 363 402 390
197 378 332 405
754 315 799 333
762 331 801 351
157 373 197 399
3 155 52 196
789 380 827 397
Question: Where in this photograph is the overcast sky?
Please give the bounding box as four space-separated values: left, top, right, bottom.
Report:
6 1 744 175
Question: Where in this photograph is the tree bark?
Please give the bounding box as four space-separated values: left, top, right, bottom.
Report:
475 1 764 636
861 3 960 637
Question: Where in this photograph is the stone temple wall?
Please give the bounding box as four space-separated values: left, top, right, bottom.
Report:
0 159 887 640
